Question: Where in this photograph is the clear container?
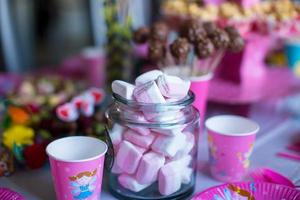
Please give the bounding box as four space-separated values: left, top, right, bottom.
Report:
105 91 200 200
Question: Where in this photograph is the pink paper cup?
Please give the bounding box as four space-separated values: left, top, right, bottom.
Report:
46 136 108 200
190 73 213 123
205 115 259 182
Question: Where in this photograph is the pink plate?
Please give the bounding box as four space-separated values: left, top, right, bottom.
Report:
192 182 300 200
208 68 300 104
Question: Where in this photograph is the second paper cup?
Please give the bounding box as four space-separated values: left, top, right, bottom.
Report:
205 115 259 182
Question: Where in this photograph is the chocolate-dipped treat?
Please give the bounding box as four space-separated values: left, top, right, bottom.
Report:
203 22 218 36
180 19 207 43
150 21 169 42
224 26 240 36
148 40 166 62
133 27 150 44
207 28 230 49
225 26 244 52
170 38 190 63
195 38 215 59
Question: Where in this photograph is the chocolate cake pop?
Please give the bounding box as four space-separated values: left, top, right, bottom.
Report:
170 38 190 63
203 22 218 36
148 40 166 62
224 26 244 52
195 38 215 59
180 19 207 43
207 28 230 49
150 21 169 42
133 27 150 44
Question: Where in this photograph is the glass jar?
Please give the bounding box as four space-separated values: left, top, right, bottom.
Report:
105 91 200 200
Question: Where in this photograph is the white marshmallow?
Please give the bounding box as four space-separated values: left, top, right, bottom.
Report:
151 133 186 157
116 141 146 174
157 74 190 99
173 132 195 159
136 152 165 184
111 145 122 174
112 80 135 100
118 174 151 192
111 162 123 174
122 110 147 122
181 167 193 184
133 81 166 104
135 70 163 85
158 161 182 195
128 126 151 136
151 125 185 136
167 155 192 169
123 129 155 148
144 111 184 122
109 124 125 145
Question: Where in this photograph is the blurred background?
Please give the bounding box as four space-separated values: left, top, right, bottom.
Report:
1 1 300 199
0 0 159 72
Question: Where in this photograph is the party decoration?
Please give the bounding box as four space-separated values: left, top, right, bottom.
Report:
192 182 300 199
0 147 14 177
0 188 25 200
3 125 34 150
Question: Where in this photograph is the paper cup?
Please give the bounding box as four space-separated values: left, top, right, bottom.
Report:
205 115 259 182
46 136 107 200
190 73 213 123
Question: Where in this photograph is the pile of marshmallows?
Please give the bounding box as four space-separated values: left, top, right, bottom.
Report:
111 70 195 196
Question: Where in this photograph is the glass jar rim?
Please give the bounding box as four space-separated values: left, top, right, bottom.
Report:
112 91 195 108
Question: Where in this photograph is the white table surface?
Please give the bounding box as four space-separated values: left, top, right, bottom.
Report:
1 103 300 200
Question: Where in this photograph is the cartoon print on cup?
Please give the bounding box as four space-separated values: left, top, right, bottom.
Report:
237 143 254 169
208 135 217 166
69 169 97 200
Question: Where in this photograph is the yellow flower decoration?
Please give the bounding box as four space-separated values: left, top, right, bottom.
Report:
3 125 34 150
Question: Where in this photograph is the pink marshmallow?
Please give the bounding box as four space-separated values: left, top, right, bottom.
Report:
151 133 186 157
123 129 155 148
157 74 190 99
118 174 151 192
116 141 146 174
135 70 163 85
56 103 79 122
173 132 195 159
110 124 125 145
111 163 123 174
136 152 165 184
87 87 105 104
112 145 122 174
181 167 193 184
127 125 151 136
158 161 182 195
133 81 166 104
122 110 147 122
167 155 192 168
151 125 186 136
144 111 184 122
72 93 95 117
80 99 95 117
112 80 135 100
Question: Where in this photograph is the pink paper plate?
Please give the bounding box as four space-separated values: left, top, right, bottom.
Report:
192 182 300 200
208 68 300 104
